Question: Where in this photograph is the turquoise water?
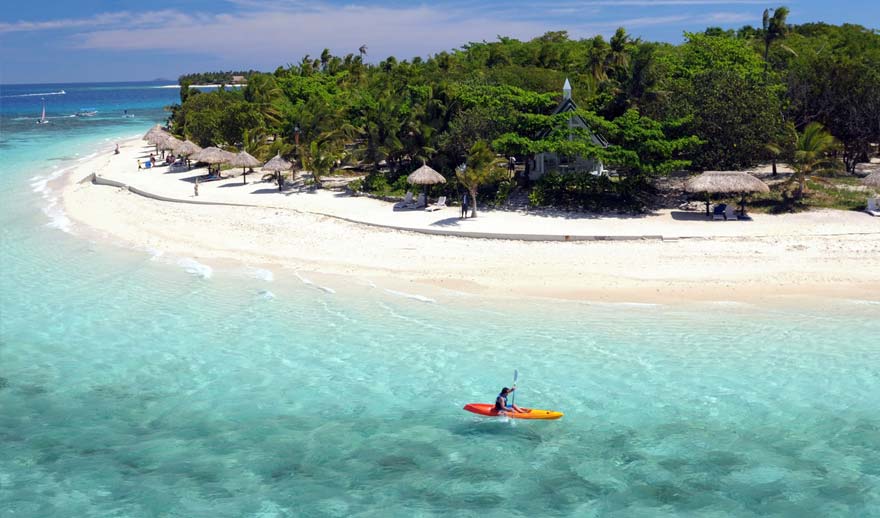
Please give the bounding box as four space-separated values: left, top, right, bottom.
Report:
1 83 879 517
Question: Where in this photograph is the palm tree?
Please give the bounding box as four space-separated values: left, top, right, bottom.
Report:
358 44 368 59
243 74 284 127
762 7 790 80
789 122 840 199
456 141 507 217
300 132 345 189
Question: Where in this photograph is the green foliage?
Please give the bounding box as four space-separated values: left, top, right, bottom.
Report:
181 89 264 147
170 18 880 212
456 141 507 216
179 70 259 85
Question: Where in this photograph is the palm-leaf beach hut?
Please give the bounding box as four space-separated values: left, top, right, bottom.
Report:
160 135 183 153
230 151 262 184
686 171 770 217
262 154 293 191
175 140 202 169
407 163 446 206
193 147 235 176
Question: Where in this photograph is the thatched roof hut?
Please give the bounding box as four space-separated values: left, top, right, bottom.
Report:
686 171 770 194
862 172 880 189
159 135 182 151
193 147 235 164
407 164 446 185
686 171 770 217
143 125 164 141
176 140 202 157
230 151 262 184
262 154 293 172
230 151 261 169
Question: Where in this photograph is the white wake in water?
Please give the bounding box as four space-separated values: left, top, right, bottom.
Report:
294 271 335 294
2 89 66 98
176 258 213 279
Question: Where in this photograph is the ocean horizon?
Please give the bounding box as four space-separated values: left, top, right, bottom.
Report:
1 81 879 516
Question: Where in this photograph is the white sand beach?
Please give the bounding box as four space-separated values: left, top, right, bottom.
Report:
61 138 880 303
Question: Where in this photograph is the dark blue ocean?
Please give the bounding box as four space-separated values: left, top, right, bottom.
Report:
1 82 879 517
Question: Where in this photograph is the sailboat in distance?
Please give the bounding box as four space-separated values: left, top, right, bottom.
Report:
36 98 49 124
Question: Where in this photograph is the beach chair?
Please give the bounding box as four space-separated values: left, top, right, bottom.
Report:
712 204 726 221
425 196 447 212
395 191 414 209
724 205 738 221
414 192 426 208
867 197 880 217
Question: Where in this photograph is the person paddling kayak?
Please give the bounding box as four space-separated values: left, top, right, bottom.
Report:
495 387 525 414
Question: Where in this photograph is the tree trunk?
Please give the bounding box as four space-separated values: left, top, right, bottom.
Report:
469 187 478 217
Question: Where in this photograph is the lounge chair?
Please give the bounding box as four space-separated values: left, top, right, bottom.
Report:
712 204 726 221
395 191 414 209
425 196 447 212
724 205 738 221
413 193 426 208
867 197 880 217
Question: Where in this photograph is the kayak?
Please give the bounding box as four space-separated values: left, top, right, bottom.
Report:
463 403 563 420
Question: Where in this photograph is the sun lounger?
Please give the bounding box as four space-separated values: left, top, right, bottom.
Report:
395 191 414 209
425 196 447 212
867 197 880 217
724 205 738 221
712 204 726 221
414 193 426 208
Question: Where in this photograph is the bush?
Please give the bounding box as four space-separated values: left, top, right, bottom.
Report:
528 171 648 211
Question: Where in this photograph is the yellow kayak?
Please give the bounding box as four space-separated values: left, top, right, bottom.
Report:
463 403 564 420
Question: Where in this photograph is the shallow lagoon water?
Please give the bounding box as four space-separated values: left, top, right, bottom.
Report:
1 83 879 516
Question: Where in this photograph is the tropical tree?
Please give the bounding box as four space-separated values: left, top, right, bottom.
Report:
243 73 285 128
300 133 346 189
456 141 507 217
789 122 840 199
762 7 790 79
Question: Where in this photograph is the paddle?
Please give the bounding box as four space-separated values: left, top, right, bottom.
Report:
512 369 518 406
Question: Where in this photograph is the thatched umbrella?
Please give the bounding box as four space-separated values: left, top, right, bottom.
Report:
262 154 293 192
862 172 880 189
176 140 202 157
407 163 446 206
193 147 235 176
175 140 202 170
160 135 182 152
686 171 770 216
143 124 164 141
230 151 262 184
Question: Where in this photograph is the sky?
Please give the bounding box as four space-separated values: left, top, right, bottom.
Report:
1 0 877 84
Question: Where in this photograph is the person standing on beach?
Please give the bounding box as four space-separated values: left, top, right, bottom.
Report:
461 191 469 219
137 160 142 170
114 143 120 155
194 177 199 197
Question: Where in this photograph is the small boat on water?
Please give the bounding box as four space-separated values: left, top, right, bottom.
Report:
75 108 98 117
463 403 564 420
122 109 135 118
36 99 49 124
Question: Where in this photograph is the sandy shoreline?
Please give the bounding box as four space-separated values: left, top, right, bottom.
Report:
59 137 880 304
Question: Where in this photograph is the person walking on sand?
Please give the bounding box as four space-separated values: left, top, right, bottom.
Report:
114 143 120 155
137 160 142 170
461 191 469 219
194 177 199 197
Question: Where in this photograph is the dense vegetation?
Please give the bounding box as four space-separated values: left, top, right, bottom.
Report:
166 10 880 211
178 70 260 85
